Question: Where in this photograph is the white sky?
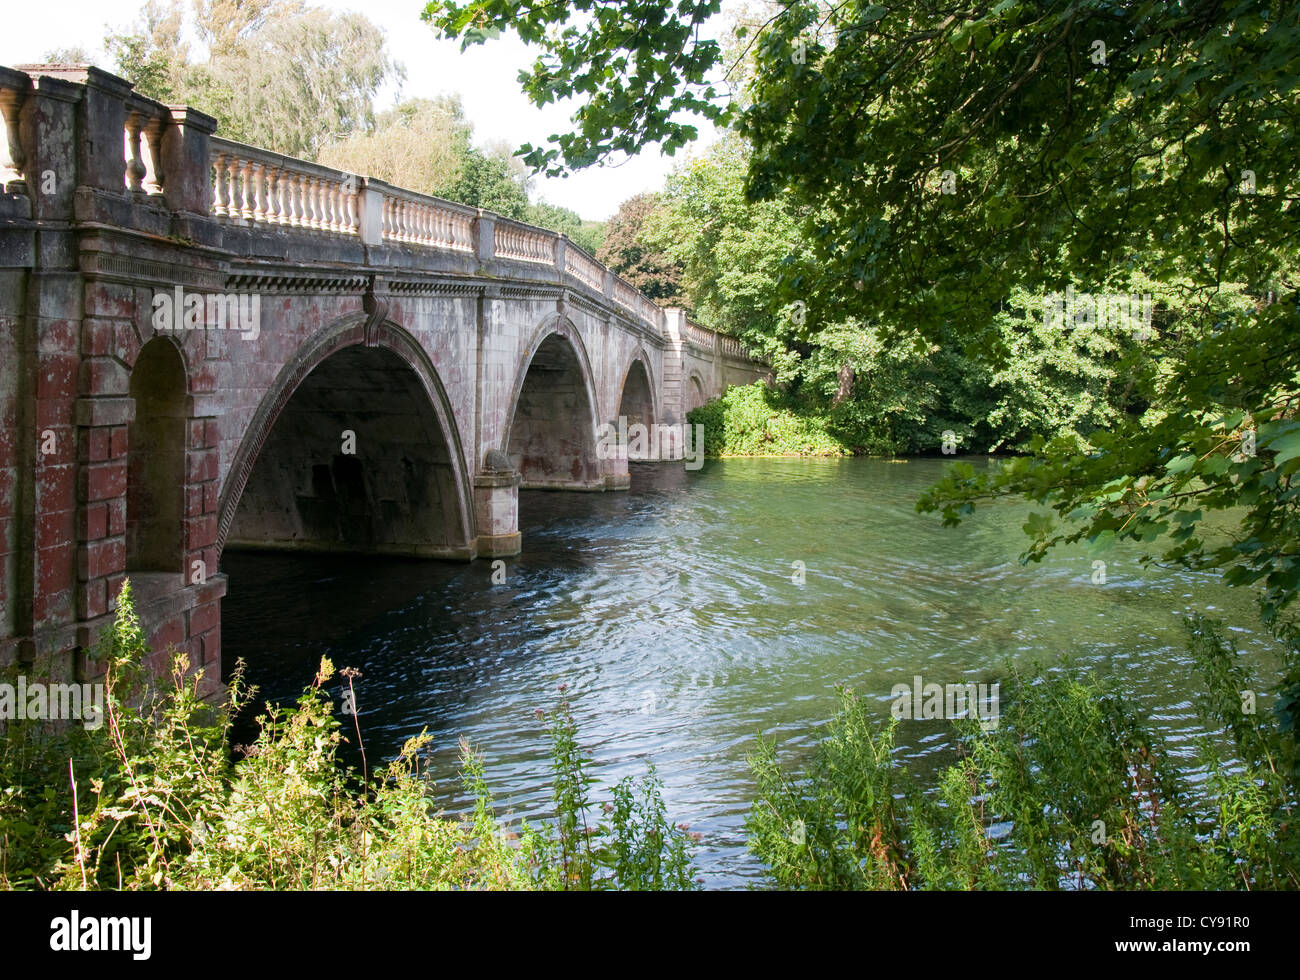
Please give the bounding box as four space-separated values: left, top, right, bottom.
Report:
0 0 732 220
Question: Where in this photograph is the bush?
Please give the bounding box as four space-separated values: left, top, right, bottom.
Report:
688 382 850 458
747 620 1299 890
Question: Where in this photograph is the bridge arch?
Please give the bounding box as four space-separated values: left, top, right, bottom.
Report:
216 314 475 560
615 348 661 461
502 314 603 489
616 347 660 426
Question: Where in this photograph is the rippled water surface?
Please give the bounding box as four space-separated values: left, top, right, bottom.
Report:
222 458 1281 887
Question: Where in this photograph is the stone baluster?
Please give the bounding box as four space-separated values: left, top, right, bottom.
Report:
239 159 255 222
250 161 265 223
142 115 165 196
322 180 336 233
323 179 335 232
304 176 318 230
281 170 296 226
312 177 325 231
0 85 25 191
286 173 302 227
212 153 228 218
338 182 350 233
226 157 242 221
123 111 146 197
314 180 327 232
263 167 279 224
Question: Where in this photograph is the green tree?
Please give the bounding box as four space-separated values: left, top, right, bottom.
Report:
527 200 606 255
658 135 1142 455
109 0 401 159
436 138 530 219
422 0 731 173
596 192 686 304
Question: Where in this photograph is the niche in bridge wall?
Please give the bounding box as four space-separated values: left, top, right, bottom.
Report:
507 333 600 489
127 339 187 574
617 360 656 461
226 345 467 557
686 375 708 414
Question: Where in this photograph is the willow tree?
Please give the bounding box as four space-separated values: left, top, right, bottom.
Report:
109 0 401 160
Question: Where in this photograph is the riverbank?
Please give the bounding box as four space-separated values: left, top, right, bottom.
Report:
5 564 1295 890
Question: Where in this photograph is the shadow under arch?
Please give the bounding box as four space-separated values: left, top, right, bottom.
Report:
501 313 603 489
216 314 475 560
615 346 660 426
615 348 663 461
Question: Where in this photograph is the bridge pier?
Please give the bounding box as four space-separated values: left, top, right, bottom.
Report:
473 468 521 557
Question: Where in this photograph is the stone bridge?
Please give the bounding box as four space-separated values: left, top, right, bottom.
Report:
0 64 766 691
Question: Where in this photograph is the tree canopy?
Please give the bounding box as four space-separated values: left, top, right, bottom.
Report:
111 0 400 160
422 0 1300 628
595 192 686 304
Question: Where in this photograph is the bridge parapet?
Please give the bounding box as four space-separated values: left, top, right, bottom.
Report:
0 61 769 356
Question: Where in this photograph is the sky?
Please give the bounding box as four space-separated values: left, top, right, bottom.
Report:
0 0 733 220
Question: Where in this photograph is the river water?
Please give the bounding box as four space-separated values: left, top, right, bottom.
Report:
221 457 1282 888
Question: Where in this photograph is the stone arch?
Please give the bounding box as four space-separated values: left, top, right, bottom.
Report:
216 314 475 560
126 336 189 573
502 314 602 489
616 347 659 425
616 349 660 461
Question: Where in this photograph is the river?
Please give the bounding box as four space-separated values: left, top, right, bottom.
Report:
221 457 1283 888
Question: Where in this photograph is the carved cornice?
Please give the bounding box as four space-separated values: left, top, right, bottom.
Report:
79 249 226 290
225 271 369 294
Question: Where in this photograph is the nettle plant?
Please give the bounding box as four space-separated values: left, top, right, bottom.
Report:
0 582 699 891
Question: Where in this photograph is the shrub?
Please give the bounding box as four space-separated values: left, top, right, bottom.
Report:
688 382 850 458
747 621 1299 890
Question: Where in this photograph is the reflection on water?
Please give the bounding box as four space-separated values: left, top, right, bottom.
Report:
221 458 1282 888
